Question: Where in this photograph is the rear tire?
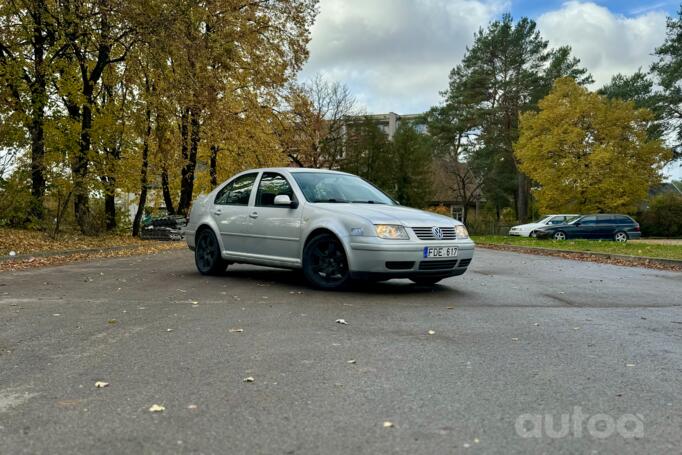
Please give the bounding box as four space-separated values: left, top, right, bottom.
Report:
302 233 351 290
614 231 628 243
195 228 228 275
553 231 567 241
410 277 443 286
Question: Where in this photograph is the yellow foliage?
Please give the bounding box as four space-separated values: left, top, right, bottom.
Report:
515 78 672 214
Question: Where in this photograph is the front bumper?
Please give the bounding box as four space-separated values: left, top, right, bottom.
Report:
533 230 554 239
348 237 475 279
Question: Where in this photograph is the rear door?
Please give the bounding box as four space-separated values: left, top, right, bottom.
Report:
212 172 259 254
248 172 302 262
596 215 616 239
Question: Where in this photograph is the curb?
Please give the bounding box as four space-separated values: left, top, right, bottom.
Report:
476 243 682 270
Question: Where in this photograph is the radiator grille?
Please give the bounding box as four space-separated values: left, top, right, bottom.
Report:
418 260 459 271
411 226 456 240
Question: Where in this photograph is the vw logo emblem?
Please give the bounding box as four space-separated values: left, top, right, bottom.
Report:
431 227 444 239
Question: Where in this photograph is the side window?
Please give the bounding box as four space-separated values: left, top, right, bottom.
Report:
615 216 632 224
214 173 257 206
548 216 564 225
597 215 614 225
256 173 294 207
580 216 597 225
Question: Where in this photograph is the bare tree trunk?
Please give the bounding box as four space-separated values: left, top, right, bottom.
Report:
73 95 92 233
516 172 529 223
133 102 152 237
209 144 218 188
29 13 47 222
178 108 200 215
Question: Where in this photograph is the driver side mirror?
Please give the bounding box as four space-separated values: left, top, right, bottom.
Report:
274 194 298 208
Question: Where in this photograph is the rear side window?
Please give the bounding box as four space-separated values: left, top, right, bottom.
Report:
597 215 614 224
614 215 633 224
579 216 597 225
214 173 258 205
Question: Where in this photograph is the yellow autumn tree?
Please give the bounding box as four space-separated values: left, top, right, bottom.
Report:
515 77 672 214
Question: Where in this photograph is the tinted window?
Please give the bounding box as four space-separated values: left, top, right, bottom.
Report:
256 173 294 207
614 216 633 224
214 173 257 205
548 216 566 225
580 216 597 225
597 215 614 225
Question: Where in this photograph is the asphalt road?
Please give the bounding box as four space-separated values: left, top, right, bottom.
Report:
0 248 680 454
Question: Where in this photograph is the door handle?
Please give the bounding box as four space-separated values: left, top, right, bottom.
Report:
249 211 258 219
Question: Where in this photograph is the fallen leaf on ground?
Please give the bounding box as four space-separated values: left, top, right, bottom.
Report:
187 404 198 410
149 404 165 412
108 319 118 324
347 359 356 364
383 421 394 428
229 328 244 333
427 330 436 335
243 376 255 383
335 319 347 325
166 328 173 332
95 381 109 388
626 363 635 367
511 337 519 341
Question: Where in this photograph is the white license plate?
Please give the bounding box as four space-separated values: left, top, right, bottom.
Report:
423 247 458 258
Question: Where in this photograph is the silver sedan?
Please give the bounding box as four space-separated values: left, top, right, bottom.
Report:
185 168 475 289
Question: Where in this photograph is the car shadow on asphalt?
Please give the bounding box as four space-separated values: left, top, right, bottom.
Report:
184 266 469 297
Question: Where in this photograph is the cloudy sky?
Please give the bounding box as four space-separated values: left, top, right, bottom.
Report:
299 0 682 179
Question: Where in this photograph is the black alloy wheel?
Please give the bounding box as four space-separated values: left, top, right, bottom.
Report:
303 233 350 290
195 228 228 275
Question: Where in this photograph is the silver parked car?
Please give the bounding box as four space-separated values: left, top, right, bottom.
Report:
185 168 475 289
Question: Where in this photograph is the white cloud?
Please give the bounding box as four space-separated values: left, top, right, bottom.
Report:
537 1 668 87
301 0 670 114
300 0 505 113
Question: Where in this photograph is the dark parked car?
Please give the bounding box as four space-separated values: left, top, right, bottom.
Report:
533 214 641 242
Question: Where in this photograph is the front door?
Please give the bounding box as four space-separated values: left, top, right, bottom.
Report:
248 172 302 263
575 215 598 239
212 172 259 254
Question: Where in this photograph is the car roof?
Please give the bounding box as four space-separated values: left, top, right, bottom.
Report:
246 167 350 175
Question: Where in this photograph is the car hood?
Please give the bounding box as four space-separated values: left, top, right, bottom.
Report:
511 222 542 230
313 203 459 226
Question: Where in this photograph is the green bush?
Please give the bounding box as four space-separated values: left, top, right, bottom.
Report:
638 192 682 237
0 171 34 228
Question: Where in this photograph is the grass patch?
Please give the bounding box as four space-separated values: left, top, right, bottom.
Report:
473 235 682 261
1 227 151 256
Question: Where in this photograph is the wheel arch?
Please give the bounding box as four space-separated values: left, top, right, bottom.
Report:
301 225 353 270
195 221 225 254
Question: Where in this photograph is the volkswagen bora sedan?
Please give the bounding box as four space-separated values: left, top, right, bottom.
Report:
185 168 474 289
533 214 641 242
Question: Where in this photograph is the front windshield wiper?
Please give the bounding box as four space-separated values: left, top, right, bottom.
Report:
350 200 387 204
313 198 348 203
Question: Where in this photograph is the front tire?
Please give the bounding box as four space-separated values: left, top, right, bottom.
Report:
530 231 537 238
302 233 351 290
614 231 628 243
553 231 567 241
195 228 228 275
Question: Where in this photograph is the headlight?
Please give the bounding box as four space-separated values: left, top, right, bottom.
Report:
455 225 469 239
375 224 409 240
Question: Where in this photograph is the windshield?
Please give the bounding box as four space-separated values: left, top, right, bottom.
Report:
291 172 395 205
